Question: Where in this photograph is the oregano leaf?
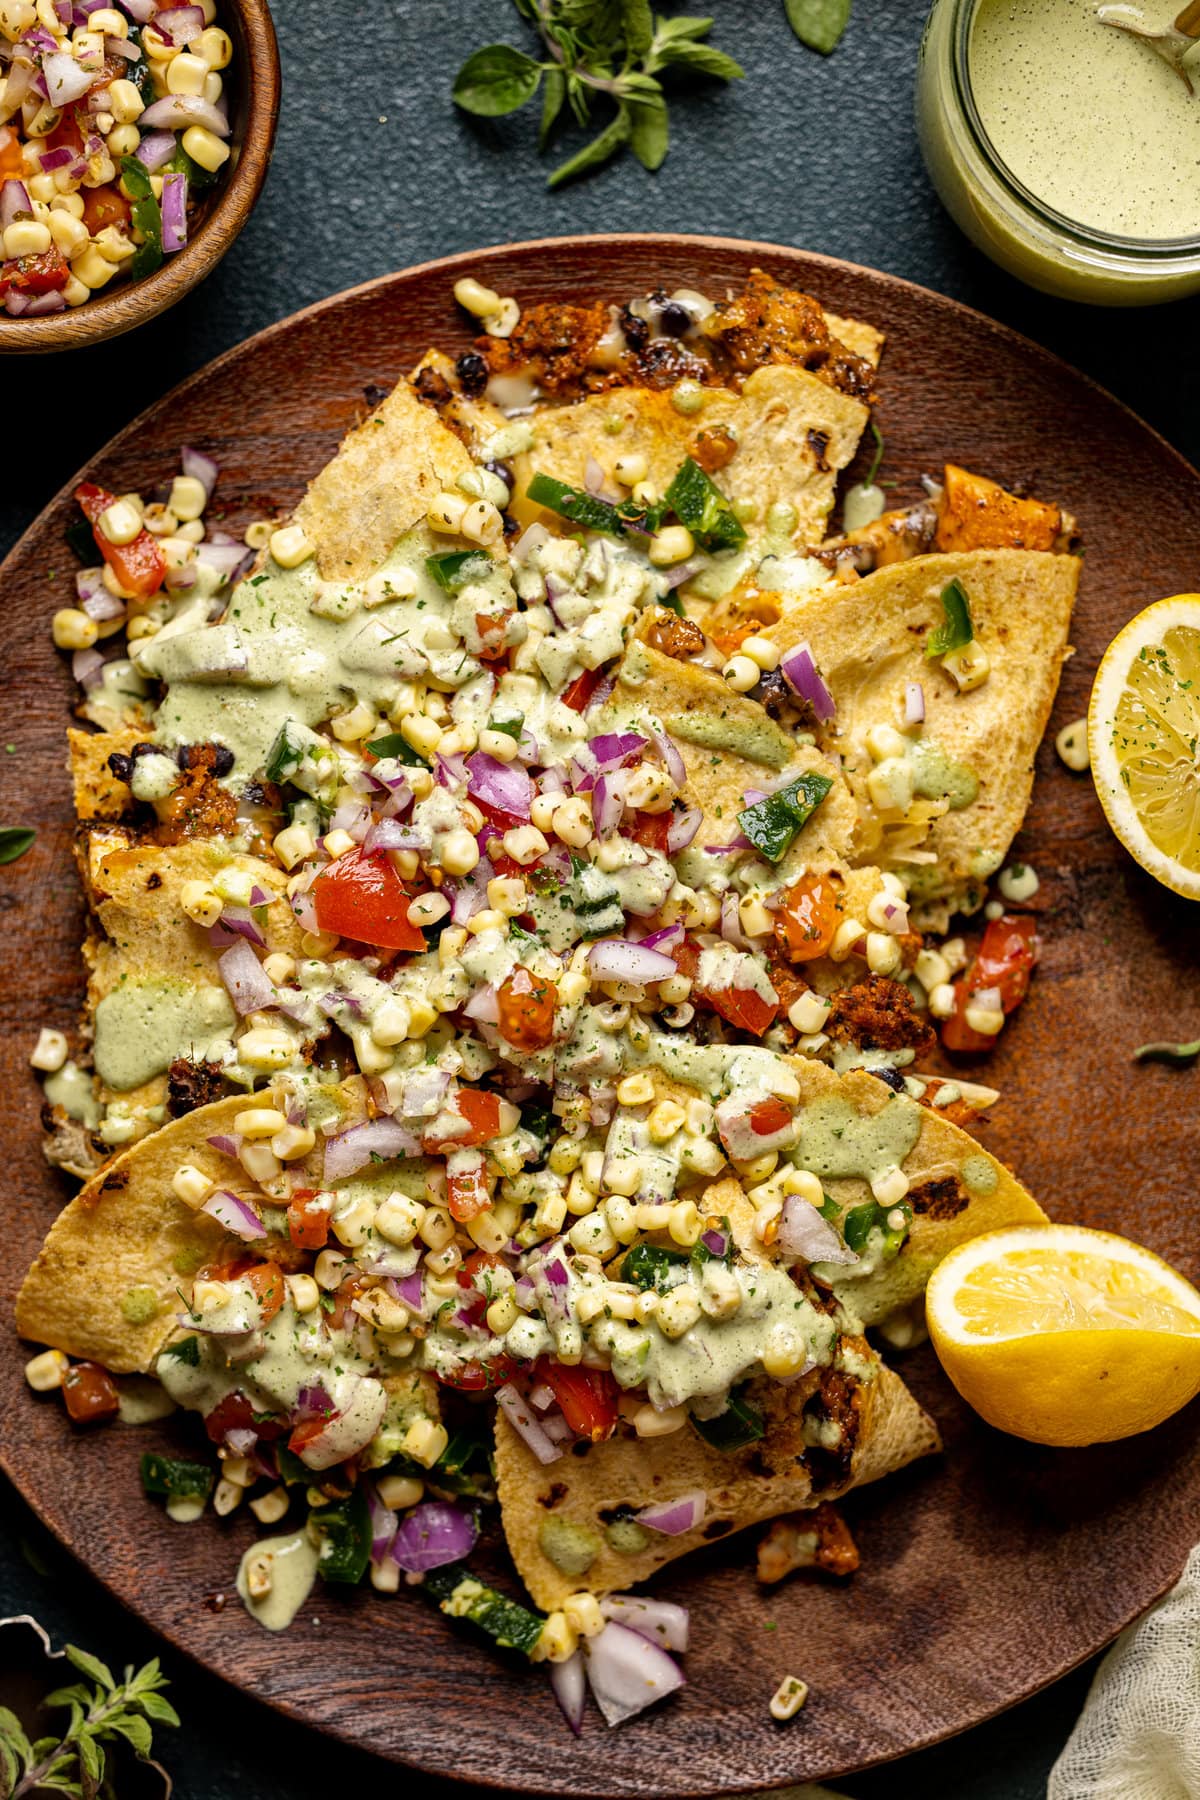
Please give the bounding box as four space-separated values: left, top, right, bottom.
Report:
63 1650 114 1694
785 0 852 54
547 104 632 188
628 94 669 170
453 43 543 116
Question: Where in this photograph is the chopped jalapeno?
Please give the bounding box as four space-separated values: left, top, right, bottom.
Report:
140 1451 214 1502
426 550 494 591
527 472 629 537
158 1334 201 1367
310 1487 372 1585
925 578 974 659
690 1388 765 1451
622 1242 689 1291
843 1198 912 1257
664 457 747 552
119 156 164 282
364 731 430 768
738 771 834 863
422 1564 546 1656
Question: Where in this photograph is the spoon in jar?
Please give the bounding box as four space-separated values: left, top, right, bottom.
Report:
1096 0 1200 94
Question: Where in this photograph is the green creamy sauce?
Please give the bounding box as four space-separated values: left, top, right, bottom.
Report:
795 1095 922 1181
638 1262 837 1411
662 709 793 770
961 1153 999 1196
538 1517 601 1577
159 1302 377 1420
93 979 236 1091
641 1033 785 1101
43 1059 101 1126
970 0 1200 241
908 737 979 811
237 1530 320 1632
116 1377 176 1426
140 530 512 782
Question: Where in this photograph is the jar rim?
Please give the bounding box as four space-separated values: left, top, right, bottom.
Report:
949 0 1200 257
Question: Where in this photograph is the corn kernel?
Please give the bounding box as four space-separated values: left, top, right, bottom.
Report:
30 1027 68 1072
249 1485 290 1525
52 608 98 650
25 1348 69 1392
723 653 760 693
427 491 469 534
616 1071 654 1107
286 1273 320 1314
942 641 991 692
402 1417 449 1468
769 1676 809 1722
656 1287 702 1339
870 1163 910 1206
272 1123 316 1161
453 275 501 317
171 1164 214 1208
829 918 866 962
269 524 314 569
928 981 957 1019
180 123 230 173
273 823 315 870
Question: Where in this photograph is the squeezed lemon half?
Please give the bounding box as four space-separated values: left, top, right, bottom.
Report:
1088 595 1200 901
926 1224 1200 1445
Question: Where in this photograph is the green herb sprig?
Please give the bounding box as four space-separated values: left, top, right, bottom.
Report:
454 2 745 189
0 828 35 865
0 1647 177 1800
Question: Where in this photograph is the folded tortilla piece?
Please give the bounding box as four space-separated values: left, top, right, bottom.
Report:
496 1358 939 1611
754 549 1079 920
514 363 873 557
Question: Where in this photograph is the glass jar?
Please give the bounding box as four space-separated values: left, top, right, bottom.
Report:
916 0 1200 305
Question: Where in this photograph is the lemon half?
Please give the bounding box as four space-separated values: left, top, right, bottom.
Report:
926 1223 1200 1445
1088 594 1200 901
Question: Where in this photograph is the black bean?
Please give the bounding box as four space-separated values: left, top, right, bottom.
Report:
456 351 488 396
658 301 691 337
873 1067 907 1093
106 752 133 783
210 744 235 777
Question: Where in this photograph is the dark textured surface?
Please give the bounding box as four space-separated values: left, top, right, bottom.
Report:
2 3 1198 1797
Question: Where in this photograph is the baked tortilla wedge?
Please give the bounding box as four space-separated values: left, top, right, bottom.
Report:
755 549 1079 922
496 1356 938 1611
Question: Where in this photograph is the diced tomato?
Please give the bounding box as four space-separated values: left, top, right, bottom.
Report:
703 984 779 1035
313 849 427 952
561 668 603 712
438 1353 516 1393
475 612 511 662
61 1361 119 1426
446 1152 492 1222
44 113 84 158
243 1260 286 1324
459 1250 506 1288
0 248 68 296
75 482 166 600
0 126 24 179
204 1390 286 1445
497 964 556 1052
942 914 1040 1054
473 793 528 834
535 1359 619 1443
774 874 839 962
327 1273 369 1333
424 1087 502 1151
748 1096 793 1138
82 183 131 237
287 1416 330 1456
629 810 671 854
287 1189 330 1251
672 938 701 981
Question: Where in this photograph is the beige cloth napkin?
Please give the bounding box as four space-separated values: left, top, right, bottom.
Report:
1048 1545 1200 1800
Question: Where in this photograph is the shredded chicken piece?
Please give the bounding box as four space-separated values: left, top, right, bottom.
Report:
757 1502 861 1585
825 974 936 1057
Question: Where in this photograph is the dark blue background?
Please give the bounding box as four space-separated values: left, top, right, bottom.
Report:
5 0 1196 1792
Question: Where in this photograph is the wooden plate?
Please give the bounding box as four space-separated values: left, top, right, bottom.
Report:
2 235 1198 1797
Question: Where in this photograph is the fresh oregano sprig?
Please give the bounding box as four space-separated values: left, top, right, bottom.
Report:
0 1645 178 1799
453 2 745 188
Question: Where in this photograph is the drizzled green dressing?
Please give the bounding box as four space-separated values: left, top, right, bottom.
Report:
794 1095 923 1181
93 980 236 1091
236 1532 320 1632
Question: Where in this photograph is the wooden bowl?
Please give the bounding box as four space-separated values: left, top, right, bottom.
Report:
0 0 280 356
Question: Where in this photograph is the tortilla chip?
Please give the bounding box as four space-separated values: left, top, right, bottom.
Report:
16 1096 256 1372
602 639 857 872
495 1360 938 1611
516 363 870 554
824 313 884 368
759 550 1080 915
769 1060 1046 1324
68 725 146 822
295 378 474 582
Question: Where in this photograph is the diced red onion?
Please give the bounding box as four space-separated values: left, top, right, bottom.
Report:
135 129 177 171
600 1594 690 1654
780 641 837 723
591 772 625 837
122 0 158 19
550 1652 587 1736
164 561 196 594
778 1195 858 1264
496 1384 564 1464
201 1189 266 1242
180 443 218 497
42 51 94 105
583 1622 685 1727
466 751 532 822
366 1480 398 1565
700 1227 728 1257
154 3 204 43
385 1270 425 1318
37 144 74 171
322 1116 418 1183
634 1489 707 1536
720 891 749 949
587 940 677 984
586 731 645 773
71 647 104 690
666 805 701 853
638 922 684 953
105 35 142 58
395 1067 451 1118
647 724 686 789
206 1133 242 1158
364 818 430 855
294 1381 333 1420
392 1500 478 1574
464 983 500 1023
974 985 1003 1011
0 60 32 118
218 940 276 1015
905 681 926 726
225 1426 257 1456
140 92 229 136
76 567 124 619
212 904 267 949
